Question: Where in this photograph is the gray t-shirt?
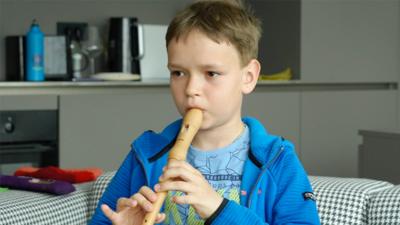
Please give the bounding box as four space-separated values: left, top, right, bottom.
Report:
163 125 250 225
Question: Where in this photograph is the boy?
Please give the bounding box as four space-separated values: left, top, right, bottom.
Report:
90 0 320 224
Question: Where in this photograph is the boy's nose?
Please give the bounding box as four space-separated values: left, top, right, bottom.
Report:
185 75 202 97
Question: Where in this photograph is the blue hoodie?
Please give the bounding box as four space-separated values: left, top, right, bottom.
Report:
89 117 321 225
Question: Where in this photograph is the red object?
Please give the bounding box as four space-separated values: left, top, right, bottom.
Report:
14 166 103 184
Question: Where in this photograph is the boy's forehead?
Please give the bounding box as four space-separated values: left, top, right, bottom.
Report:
167 29 245 67
168 29 230 47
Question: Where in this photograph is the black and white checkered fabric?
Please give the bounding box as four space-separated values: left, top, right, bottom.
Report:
0 183 92 225
87 171 116 221
85 173 399 225
309 176 393 225
368 185 400 225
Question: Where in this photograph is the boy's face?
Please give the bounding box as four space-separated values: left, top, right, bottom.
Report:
167 30 257 131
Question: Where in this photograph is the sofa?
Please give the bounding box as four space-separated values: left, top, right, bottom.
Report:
1 171 399 225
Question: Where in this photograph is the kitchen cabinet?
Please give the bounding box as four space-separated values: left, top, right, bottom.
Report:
1 82 398 177
58 86 302 171
59 88 179 171
0 95 57 110
300 89 397 177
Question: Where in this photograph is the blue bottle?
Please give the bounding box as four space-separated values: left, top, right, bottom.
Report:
26 19 45 81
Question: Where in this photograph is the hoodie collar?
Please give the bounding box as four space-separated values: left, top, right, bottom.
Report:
242 117 284 167
131 119 181 162
132 117 283 167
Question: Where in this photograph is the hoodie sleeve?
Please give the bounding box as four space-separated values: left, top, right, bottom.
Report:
88 150 137 225
206 142 320 225
205 198 272 225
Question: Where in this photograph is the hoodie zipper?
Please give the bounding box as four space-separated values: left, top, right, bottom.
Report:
247 145 285 207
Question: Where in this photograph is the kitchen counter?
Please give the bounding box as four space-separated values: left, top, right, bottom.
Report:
0 80 396 95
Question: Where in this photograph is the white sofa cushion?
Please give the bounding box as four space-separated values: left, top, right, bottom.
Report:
368 185 400 225
309 176 393 225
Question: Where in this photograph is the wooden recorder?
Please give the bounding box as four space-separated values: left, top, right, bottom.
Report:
141 108 203 225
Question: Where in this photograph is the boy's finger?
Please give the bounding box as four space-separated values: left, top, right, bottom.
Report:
138 186 158 202
117 197 137 208
166 160 202 176
157 180 192 193
155 213 166 223
132 193 154 212
159 167 193 182
173 195 194 205
101 204 118 222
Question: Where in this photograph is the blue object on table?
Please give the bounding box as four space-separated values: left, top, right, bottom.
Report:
26 19 45 81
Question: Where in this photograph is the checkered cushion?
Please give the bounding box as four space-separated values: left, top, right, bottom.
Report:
0 183 92 225
86 173 398 225
87 171 116 221
309 176 393 225
368 185 400 225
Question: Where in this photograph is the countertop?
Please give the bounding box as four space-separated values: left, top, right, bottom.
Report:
359 129 400 138
0 80 397 95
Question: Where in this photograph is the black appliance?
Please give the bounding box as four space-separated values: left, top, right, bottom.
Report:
108 17 143 75
0 110 58 175
5 36 26 81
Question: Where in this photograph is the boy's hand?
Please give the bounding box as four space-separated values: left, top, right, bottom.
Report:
154 159 224 219
100 186 166 225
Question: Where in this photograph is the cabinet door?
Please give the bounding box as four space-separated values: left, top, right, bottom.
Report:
243 89 301 155
301 90 397 177
59 88 179 171
0 95 57 110
301 0 399 82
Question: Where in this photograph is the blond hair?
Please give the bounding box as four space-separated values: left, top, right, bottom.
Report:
166 0 262 66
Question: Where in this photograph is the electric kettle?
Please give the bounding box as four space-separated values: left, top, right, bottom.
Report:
108 17 143 75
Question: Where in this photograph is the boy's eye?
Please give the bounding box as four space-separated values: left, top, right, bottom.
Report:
171 71 185 77
207 71 220 77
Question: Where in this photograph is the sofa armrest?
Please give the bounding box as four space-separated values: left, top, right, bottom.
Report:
368 185 400 224
309 176 393 225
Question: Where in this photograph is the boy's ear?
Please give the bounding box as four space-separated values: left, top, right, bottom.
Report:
241 59 260 94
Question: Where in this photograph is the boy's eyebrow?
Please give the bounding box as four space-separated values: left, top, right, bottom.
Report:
167 63 181 69
168 63 223 69
201 63 223 69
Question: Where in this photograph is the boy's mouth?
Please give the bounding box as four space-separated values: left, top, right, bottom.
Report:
186 106 204 113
